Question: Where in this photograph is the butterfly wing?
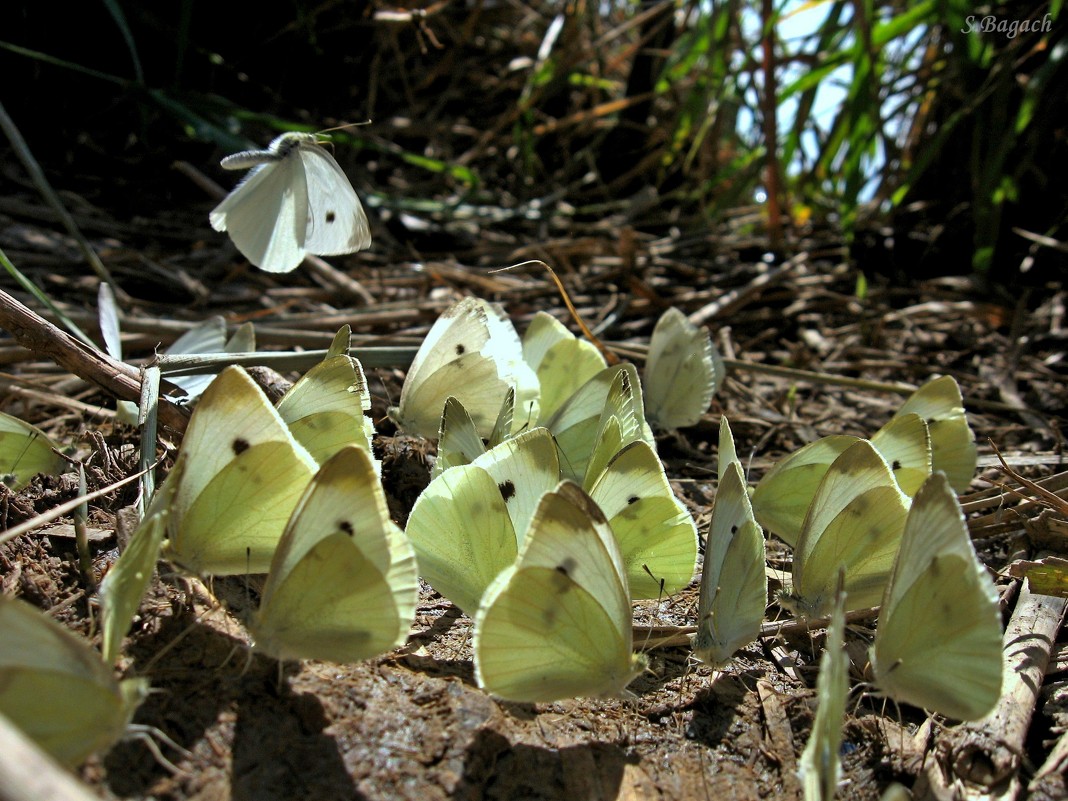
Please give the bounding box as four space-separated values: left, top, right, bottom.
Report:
253 447 418 663
395 298 538 439
895 376 977 492
870 412 932 497
469 427 560 540
275 352 375 466
717 415 741 480
522 312 606 422
581 368 642 491
547 363 654 483
872 473 1003 720
0 411 65 489
587 440 698 599
164 367 317 575
298 144 372 255
99 465 182 663
790 440 909 617
432 396 488 479
406 465 518 615
751 435 859 548
643 308 722 429
210 154 310 273
0 597 147 766
798 591 848 801
692 461 767 667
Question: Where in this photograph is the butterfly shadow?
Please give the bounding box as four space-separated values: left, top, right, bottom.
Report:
396 604 481 686
452 728 640 799
684 666 764 749
102 602 364 801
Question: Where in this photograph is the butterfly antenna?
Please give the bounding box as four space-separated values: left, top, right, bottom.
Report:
493 260 620 365
244 547 252 621
317 120 373 135
634 565 667 657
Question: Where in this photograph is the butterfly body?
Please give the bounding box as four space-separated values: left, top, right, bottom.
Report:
210 132 371 273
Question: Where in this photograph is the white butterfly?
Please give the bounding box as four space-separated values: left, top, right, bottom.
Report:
391 297 540 440
691 417 767 668
210 132 371 273
643 307 724 430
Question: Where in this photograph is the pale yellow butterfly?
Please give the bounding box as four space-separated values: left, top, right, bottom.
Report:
692 419 767 667
522 311 607 422
406 427 560 614
871 472 1003 720
391 297 539 439
783 440 909 618
252 447 418 663
0 596 148 766
473 482 647 702
162 366 317 575
643 307 724 429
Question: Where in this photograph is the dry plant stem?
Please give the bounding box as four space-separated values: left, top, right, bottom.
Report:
0 383 117 420
992 443 1068 516
688 255 804 325
304 254 376 305
158 345 417 377
1030 724 1068 793
137 364 161 515
634 607 880 650
500 260 620 365
926 581 1067 796
721 357 1020 414
0 288 190 433
0 468 148 546
0 713 101 801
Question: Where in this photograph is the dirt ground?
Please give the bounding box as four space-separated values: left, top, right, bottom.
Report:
2 161 1067 800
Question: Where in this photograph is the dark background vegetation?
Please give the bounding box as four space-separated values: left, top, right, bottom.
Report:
2 0 1065 284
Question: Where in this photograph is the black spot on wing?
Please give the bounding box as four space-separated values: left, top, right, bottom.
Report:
455 344 466 356
499 480 516 502
233 438 250 455
627 495 640 505
550 556 578 595
892 459 902 470
325 211 336 223
339 520 355 536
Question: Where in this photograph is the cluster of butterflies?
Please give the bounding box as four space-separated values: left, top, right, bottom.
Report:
0 294 1004 777
798 466 1004 801
0 296 723 763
